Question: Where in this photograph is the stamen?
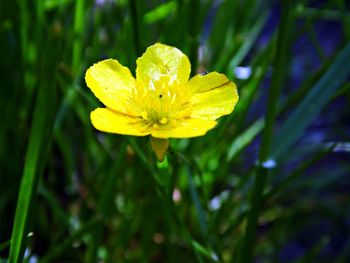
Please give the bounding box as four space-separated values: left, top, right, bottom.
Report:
160 117 168 124
141 111 148 120
149 80 155 90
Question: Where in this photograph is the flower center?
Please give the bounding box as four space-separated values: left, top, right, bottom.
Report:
130 75 192 130
138 93 170 129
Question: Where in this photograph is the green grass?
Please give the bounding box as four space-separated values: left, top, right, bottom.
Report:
0 0 349 262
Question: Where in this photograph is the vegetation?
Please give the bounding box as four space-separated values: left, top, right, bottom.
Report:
0 0 349 262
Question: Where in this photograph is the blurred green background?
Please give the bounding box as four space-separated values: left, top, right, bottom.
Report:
1 0 350 262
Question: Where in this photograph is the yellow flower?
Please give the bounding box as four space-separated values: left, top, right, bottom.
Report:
85 43 238 161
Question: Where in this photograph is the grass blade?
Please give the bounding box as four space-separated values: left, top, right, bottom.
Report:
187 167 208 238
9 33 60 263
226 11 268 77
227 119 264 162
272 42 350 159
239 1 293 262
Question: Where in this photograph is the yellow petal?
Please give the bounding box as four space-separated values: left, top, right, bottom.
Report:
151 118 217 138
136 43 191 86
85 59 136 114
91 108 150 136
187 72 238 120
150 137 169 161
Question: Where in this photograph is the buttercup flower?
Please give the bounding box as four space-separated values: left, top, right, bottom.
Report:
86 43 238 161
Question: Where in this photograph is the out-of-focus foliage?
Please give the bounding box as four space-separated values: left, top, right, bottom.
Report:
0 0 349 262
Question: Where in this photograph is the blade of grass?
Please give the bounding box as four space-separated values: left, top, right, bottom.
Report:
339 0 350 39
9 32 60 262
72 0 84 73
186 167 208 239
226 119 264 162
271 42 350 159
233 39 274 125
304 19 326 61
239 1 293 262
143 1 176 24
226 11 268 78
208 0 238 63
213 36 274 141
280 53 334 114
44 0 72 10
216 10 268 73
295 5 350 21
264 143 336 201
129 0 141 56
187 0 200 73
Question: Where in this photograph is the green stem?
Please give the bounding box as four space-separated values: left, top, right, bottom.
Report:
239 1 293 262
